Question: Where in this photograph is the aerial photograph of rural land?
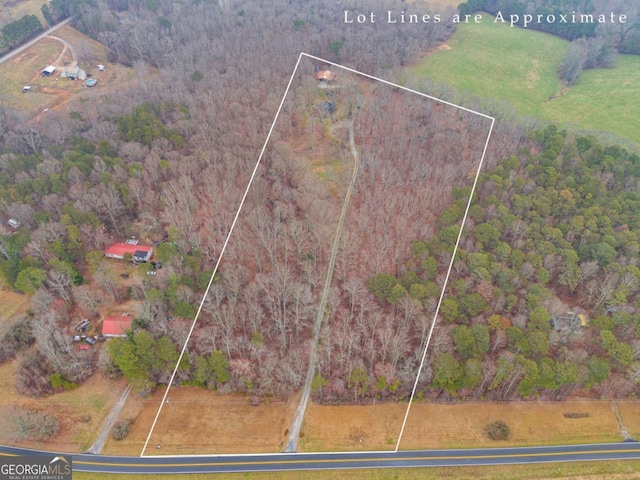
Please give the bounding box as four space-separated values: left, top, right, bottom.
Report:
0 0 639 479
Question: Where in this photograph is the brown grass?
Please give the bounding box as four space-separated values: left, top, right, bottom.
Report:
0 360 129 452
301 400 623 452
615 400 640 439
103 388 298 455
0 290 29 321
101 390 624 457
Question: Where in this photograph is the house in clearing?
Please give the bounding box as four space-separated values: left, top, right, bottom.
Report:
101 315 133 338
316 70 337 83
105 241 153 262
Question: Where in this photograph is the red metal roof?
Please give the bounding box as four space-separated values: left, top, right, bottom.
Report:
102 316 133 337
105 243 152 259
316 70 337 81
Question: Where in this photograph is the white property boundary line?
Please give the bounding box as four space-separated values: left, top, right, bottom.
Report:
140 52 305 457
141 52 495 457
394 117 495 452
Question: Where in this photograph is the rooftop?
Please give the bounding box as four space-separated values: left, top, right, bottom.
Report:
102 315 133 337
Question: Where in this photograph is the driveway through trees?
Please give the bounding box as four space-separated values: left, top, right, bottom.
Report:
285 119 360 452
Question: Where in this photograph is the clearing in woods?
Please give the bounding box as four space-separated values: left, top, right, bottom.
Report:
0 290 30 321
0 23 135 115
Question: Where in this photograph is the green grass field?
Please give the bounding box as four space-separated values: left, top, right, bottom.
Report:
0 0 48 25
411 14 640 146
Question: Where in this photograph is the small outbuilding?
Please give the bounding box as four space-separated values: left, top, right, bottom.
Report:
101 315 133 338
97 64 105 71
41 65 56 76
7 219 20 229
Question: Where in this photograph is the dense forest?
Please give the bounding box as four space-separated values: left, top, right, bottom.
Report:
0 0 638 405
336 125 640 402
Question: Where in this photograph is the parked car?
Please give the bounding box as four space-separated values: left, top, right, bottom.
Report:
85 337 97 345
75 319 90 331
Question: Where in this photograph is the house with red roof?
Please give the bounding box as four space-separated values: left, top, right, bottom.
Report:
105 241 153 262
316 70 337 83
101 315 133 337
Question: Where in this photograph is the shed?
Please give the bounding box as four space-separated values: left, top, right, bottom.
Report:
101 315 133 337
42 65 56 76
97 64 105 71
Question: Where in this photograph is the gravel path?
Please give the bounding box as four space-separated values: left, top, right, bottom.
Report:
87 384 132 454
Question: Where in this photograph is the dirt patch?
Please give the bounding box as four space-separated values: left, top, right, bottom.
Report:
301 400 622 452
41 86 70 96
0 360 128 452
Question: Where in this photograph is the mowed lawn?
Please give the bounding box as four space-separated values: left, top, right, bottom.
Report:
411 15 640 146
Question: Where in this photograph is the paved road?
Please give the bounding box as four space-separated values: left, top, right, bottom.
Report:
2 443 640 474
0 18 72 66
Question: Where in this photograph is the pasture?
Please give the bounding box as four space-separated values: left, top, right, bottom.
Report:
411 14 640 146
